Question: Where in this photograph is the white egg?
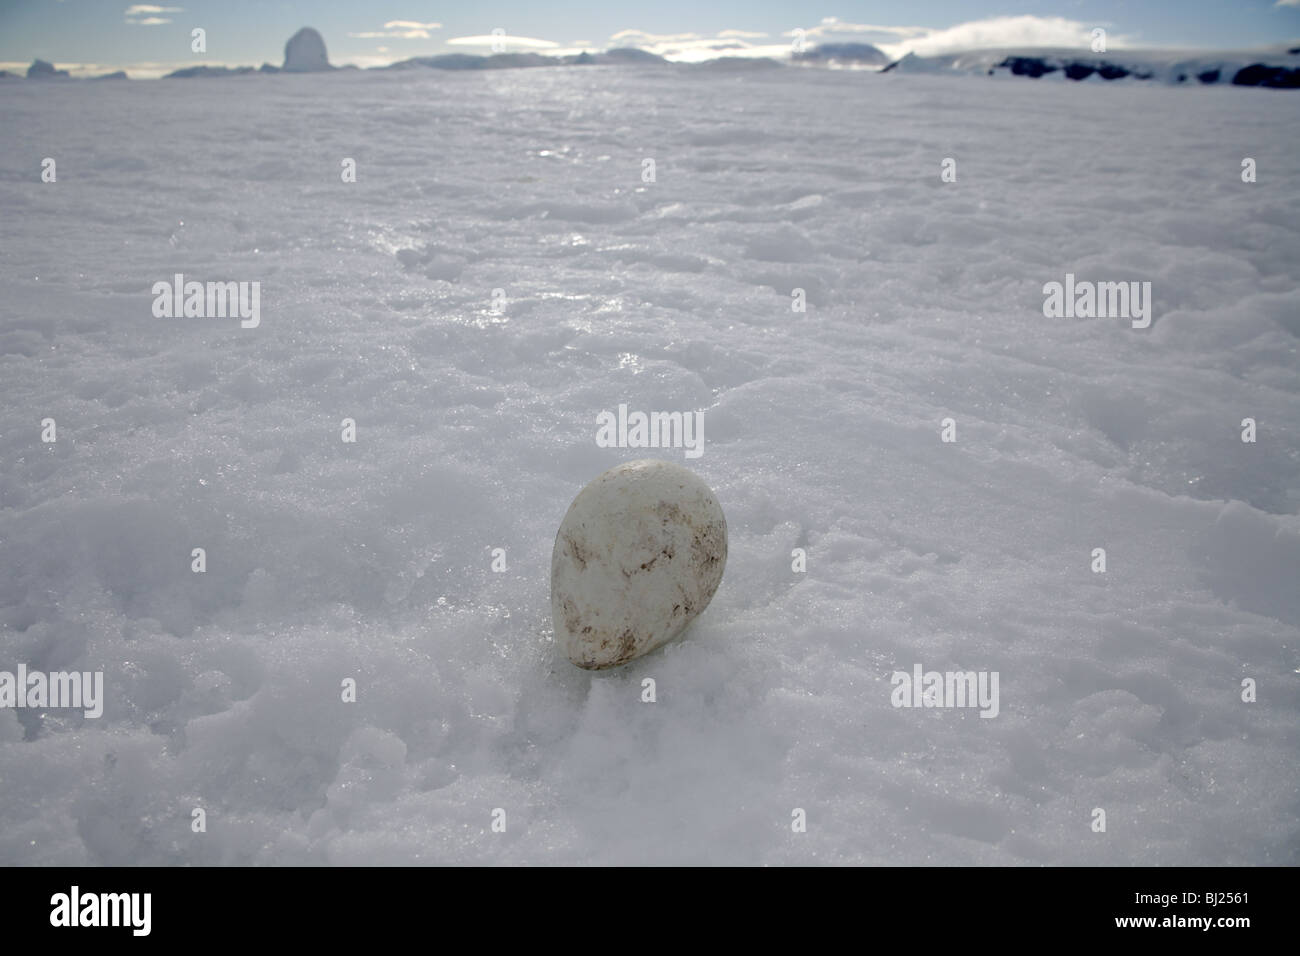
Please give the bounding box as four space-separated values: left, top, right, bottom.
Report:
551 459 727 669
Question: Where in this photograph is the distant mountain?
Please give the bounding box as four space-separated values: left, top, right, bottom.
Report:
27 59 70 79
588 47 669 65
882 46 1300 88
385 48 670 71
387 52 555 70
165 65 259 79
687 56 783 71
15 25 1299 88
792 43 890 68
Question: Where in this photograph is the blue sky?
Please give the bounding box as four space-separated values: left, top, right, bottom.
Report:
3 0 1299 77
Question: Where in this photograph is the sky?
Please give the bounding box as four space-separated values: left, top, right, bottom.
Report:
2 0 1299 78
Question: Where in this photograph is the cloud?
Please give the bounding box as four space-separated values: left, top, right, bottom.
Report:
604 15 1138 64
446 34 560 50
610 29 702 44
608 27 791 61
348 19 442 40
1276 0 1300 7
603 14 1141 63
883 15 1134 57
792 17 928 40
347 53 405 69
777 15 1135 60
124 4 181 25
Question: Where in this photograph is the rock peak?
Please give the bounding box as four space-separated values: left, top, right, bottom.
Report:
28 58 70 79
283 27 331 72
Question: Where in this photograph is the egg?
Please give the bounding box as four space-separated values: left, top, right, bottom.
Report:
551 459 728 669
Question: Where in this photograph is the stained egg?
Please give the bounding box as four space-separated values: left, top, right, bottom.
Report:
551 459 727 669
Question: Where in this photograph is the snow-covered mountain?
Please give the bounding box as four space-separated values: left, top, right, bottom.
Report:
883 45 1300 87
791 42 891 69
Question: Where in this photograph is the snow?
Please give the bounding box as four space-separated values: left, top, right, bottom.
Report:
0 66 1297 865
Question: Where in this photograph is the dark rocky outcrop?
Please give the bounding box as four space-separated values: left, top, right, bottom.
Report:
1232 63 1300 87
1099 62 1146 79
994 55 1148 82
1001 56 1057 77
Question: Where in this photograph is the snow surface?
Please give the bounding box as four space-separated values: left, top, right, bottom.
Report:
1 67 1298 865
